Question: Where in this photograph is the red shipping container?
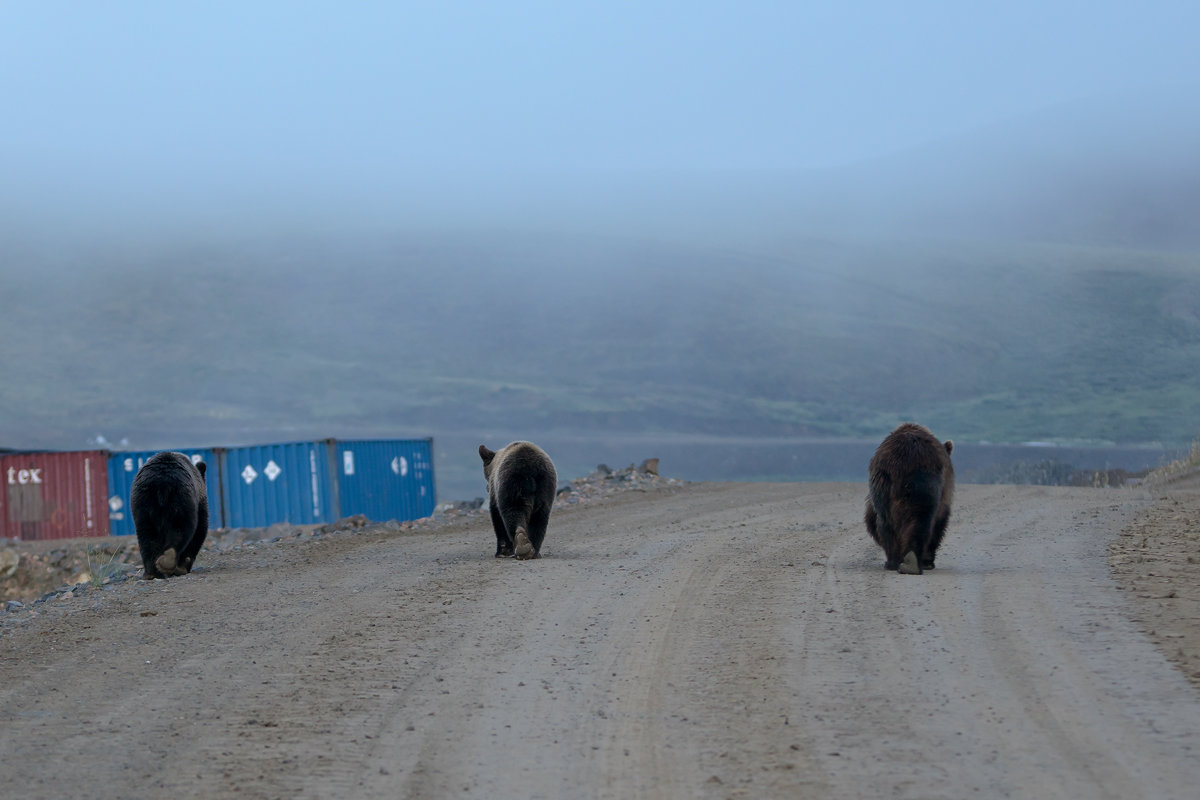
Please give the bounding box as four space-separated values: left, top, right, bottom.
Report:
0 451 110 540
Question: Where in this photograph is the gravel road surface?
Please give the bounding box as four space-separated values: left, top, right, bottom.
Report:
2 481 1198 799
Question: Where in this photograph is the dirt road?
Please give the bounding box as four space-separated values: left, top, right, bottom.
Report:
2 481 1198 799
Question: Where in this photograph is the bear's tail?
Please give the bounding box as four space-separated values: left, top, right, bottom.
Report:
143 484 197 549
156 485 175 508
904 472 943 525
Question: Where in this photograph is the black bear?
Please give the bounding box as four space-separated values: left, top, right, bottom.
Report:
864 423 954 575
130 451 209 579
478 441 557 560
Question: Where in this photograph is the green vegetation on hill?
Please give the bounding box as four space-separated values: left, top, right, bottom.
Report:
1 233 1198 449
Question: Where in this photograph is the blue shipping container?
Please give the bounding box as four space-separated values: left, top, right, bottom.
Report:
107 449 223 536
335 438 436 523
219 441 337 528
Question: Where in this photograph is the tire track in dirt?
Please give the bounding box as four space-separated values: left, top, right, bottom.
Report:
0 529 507 799
3 481 1199 799
358 484 859 799
787 484 1199 799
584 486 846 798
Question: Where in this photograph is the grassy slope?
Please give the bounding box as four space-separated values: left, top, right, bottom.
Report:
1 233 1198 450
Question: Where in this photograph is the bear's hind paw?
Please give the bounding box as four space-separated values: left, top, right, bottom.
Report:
155 548 178 575
513 530 534 560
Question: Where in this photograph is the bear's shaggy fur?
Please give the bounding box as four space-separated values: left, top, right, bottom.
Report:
479 441 557 560
130 451 209 579
864 423 955 575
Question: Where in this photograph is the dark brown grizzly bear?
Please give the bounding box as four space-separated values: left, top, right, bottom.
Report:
864 423 954 575
478 441 557 560
130 451 209 579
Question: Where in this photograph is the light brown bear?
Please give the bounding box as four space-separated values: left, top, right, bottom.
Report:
864 423 955 575
478 441 557 560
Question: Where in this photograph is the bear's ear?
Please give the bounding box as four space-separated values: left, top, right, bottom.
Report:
943 440 954 455
478 445 495 464
197 461 207 477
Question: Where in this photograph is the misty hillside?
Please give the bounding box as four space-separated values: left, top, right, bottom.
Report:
4 95 1200 457
2 231 1198 454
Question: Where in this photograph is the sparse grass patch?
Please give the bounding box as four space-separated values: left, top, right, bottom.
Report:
1147 437 1200 485
81 542 137 587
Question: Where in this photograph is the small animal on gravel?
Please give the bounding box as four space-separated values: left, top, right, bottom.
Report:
864 423 955 575
478 441 557 560
130 451 209 579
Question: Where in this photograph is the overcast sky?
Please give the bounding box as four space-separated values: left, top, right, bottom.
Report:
3 1 1198 235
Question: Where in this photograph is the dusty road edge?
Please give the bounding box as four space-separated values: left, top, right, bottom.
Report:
1109 465 1200 691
